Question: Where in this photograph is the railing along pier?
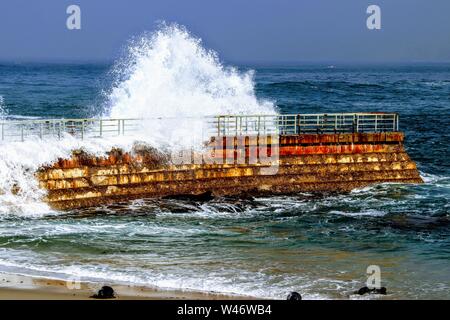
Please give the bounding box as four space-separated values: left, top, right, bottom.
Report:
0 113 399 143
0 118 142 142
213 113 399 136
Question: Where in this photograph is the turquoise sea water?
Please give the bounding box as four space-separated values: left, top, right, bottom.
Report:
0 62 449 299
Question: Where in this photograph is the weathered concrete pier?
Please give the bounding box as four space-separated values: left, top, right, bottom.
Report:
8 113 420 210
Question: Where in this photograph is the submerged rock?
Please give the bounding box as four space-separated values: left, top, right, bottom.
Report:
91 286 116 299
357 286 387 295
162 191 214 201
287 292 302 300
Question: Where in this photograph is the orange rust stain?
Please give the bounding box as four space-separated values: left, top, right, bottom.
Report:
278 132 404 145
278 144 394 156
47 133 404 170
207 133 404 149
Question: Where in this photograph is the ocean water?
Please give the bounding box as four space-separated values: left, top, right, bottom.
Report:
0 28 449 299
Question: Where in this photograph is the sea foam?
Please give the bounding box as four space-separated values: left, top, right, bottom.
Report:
107 23 274 119
105 23 275 149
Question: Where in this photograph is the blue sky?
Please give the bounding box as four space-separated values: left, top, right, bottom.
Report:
0 0 449 63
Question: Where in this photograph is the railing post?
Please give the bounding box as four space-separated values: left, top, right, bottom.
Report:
240 116 243 136
356 114 360 133
257 116 261 136
117 119 121 136
1 123 4 141
217 116 221 137
100 119 103 137
352 114 356 133
280 115 283 134
81 121 84 140
374 114 378 132
263 116 266 134
245 116 248 135
294 115 298 134
21 124 24 142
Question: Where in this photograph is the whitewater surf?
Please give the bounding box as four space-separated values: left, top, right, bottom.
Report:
0 24 275 217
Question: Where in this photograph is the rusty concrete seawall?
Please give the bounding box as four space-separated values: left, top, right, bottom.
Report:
37 132 423 210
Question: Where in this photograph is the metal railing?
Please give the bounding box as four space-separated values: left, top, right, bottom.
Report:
0 113 399 143
212 113 399 136
0 118 141 142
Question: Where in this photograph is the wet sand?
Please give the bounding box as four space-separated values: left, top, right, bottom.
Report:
0 273 252 300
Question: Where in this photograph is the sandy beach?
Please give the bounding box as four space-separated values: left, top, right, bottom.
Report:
0 273 252 300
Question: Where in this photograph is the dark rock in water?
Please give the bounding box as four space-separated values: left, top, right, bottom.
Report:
374 287 387 295
357 286 387 295
357 286 371 295
91 286 116 299
163 191 214 202
287 292 302 301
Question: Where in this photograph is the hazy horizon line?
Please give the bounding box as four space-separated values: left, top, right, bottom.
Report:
1 58 450 67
